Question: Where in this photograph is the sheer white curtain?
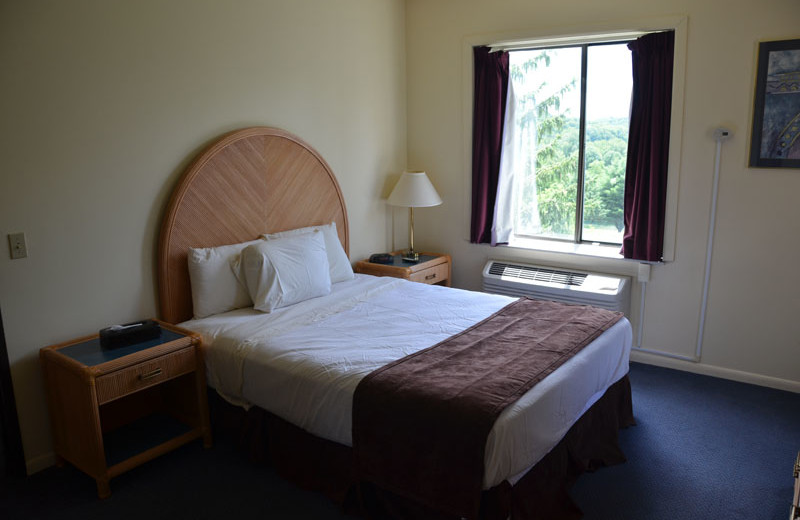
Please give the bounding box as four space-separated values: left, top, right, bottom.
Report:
491 78 539 245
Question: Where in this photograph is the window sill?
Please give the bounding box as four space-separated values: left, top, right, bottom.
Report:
506 236 625 260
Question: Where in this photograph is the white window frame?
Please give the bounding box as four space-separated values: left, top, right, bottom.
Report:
462 16 687 263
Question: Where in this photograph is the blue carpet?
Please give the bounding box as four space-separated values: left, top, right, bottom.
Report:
572 362 800 519
1 362 797 519
0 438 356 520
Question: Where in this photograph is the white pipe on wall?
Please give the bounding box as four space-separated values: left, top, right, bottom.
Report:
632 128 731 363
632 270 699 363
637 279 646 347
695 128 732 361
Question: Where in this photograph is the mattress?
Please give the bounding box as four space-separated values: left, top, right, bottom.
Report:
181 274 632 488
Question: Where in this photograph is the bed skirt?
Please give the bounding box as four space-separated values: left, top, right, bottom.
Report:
208 374 634 520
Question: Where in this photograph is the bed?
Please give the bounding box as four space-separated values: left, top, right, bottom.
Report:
157 126 635 519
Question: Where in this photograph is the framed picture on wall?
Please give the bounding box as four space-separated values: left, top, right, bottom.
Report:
749 38 800 168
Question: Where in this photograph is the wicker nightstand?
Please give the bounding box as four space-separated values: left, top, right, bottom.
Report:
40 320 211 498
354 252 451 287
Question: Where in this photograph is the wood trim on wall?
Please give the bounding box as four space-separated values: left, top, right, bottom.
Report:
0 306 26 477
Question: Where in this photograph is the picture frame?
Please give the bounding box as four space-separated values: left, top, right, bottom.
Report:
749 38 800 168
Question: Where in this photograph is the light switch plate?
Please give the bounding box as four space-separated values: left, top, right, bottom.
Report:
8 232 27 259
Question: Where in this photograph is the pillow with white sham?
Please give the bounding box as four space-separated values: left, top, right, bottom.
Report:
263 221 354 283
240 231 331 313
187 239 263 319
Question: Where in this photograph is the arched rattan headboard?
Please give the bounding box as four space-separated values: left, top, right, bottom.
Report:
157 127 349 324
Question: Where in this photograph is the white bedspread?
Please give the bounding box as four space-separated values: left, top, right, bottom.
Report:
181 274 632 488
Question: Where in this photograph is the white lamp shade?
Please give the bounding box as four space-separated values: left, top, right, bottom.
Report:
387 171 442 208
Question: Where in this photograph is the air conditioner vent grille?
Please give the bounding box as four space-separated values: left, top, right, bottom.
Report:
488 262 587 287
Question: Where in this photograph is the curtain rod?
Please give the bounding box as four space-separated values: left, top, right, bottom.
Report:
488 30 654 53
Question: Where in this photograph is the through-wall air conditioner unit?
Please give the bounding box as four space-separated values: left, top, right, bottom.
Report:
482 260 631 315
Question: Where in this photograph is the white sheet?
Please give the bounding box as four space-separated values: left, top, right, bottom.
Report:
182 274 632 488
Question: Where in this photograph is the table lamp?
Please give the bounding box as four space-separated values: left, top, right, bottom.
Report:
387 171 442 262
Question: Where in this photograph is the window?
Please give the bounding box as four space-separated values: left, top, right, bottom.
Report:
505 42 632 246
470 20 685 262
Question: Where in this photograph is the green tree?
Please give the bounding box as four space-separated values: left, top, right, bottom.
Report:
511 51 578 237
583 119 627 232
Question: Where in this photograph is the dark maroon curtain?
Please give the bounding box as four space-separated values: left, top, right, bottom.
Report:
470 46 509 244
621 31 674 261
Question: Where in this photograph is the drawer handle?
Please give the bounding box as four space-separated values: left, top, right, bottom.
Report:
138 368 163 381
425 274 437 280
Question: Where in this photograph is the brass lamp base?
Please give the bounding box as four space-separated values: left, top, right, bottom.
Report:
403 207 420 262
402 250 420 262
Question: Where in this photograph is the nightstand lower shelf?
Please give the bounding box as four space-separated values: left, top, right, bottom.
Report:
102 407 200 469
106 427 202 481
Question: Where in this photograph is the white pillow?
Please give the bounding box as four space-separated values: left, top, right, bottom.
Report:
240 231 331 313
263 222 354 283
187 239 263 319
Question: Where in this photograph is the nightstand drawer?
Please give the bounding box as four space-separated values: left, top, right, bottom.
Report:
409 263 449 285
95 347 196 404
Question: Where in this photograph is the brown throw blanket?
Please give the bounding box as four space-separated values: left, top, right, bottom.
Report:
352 298 623 519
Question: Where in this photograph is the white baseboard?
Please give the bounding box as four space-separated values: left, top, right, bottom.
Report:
26 451 56 475
630 350 800 393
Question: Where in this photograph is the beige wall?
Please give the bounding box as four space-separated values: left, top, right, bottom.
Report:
405 0 800 390
0 0 406 472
